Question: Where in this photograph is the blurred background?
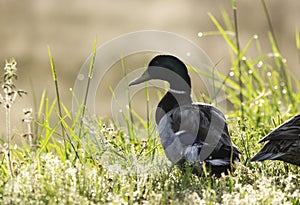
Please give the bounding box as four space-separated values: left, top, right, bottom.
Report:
0 0 300 136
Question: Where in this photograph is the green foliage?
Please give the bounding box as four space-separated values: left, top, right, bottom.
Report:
1 2 300 204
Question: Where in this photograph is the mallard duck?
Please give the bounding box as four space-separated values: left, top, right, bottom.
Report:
129 55 240 176
250 115 300 165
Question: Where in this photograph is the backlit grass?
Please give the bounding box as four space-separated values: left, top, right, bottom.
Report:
0 1 300 204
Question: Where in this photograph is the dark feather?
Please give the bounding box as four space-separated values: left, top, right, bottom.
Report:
259 115 300 142
251 114 300 165
158 103 240 175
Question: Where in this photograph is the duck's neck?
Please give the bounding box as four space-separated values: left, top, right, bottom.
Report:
155 90 192 125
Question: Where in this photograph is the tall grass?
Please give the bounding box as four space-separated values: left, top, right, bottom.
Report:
48 46 81 163
206 3 300 164
0 1 299 204
231 0 244 122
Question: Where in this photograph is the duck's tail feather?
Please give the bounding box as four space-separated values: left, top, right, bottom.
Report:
250 151 285 162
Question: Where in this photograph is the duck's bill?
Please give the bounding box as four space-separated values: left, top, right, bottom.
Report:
129 70 151 86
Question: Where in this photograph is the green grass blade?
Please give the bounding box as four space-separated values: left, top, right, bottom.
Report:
208 12 237 53
47 45 68 158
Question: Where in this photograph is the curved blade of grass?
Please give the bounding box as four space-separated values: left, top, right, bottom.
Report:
79 37 98 138
36 123 57 158
208 12 237 53
48 47 81 161
48 46 68 158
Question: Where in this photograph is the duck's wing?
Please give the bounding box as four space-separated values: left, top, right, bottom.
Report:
171 103 237 149
250 140 300 165
259 114 300 143
250 140 288 162
158 113 196 164
158 103 240 164
251 114 300 164
194 103 241 161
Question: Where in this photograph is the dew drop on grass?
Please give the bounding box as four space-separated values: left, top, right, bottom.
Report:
259 99 265 104
253 34 258 39
229 71 234 77
248 70 253 75
197 32 203 38
257 61 263 68
282 58 287 63
274 53 280 57
242 56 247 61
274 85 278 90
282 89 287 94
267 72 272 77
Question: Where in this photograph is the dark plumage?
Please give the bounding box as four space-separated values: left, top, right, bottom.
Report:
251 115 300 165
129 55 240 176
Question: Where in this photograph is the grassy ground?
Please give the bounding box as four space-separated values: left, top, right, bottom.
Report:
1 2 300 205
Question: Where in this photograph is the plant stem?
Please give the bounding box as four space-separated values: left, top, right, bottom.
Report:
261 0 278 51
47 46 68 158
79 37 97 138
6 107 14 177
48 46 81 162
232 0 244 122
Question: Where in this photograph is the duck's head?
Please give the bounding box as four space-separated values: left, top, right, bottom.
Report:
129 55 191 93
